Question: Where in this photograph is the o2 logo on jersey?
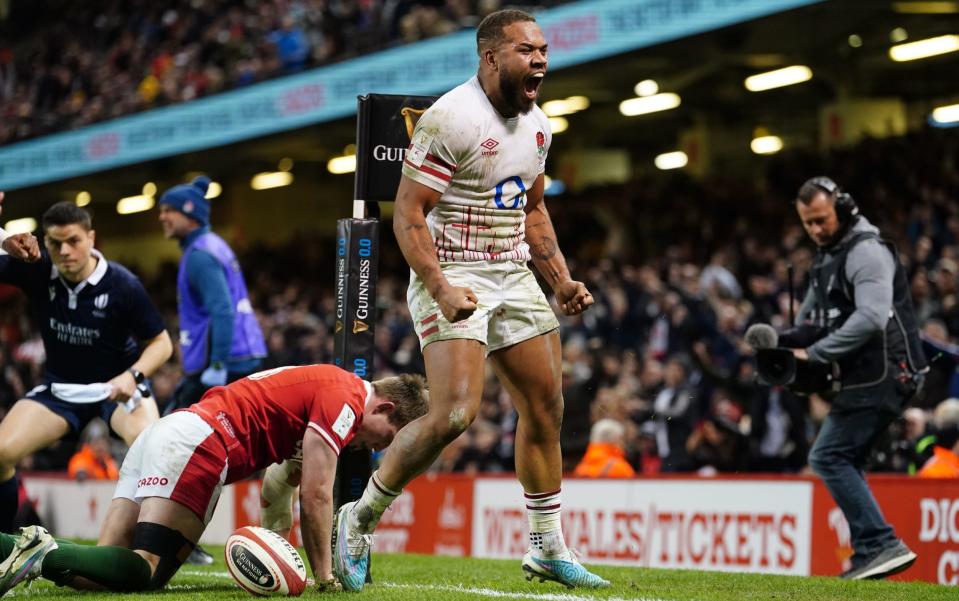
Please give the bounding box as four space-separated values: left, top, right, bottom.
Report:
493 176 526 210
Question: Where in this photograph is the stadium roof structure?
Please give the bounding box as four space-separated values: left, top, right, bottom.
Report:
1 0 956 227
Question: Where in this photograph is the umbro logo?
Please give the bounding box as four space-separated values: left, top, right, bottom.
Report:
480 138 499 157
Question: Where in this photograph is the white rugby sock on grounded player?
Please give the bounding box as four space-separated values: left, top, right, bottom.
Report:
350 470 401 534
525 489 570 559
260 461 298 534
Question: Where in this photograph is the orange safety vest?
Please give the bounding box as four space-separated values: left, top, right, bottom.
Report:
918 446 959 479
573 442 636 478
67 444 119 480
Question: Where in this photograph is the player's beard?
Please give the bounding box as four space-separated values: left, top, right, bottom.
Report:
500 68 536 116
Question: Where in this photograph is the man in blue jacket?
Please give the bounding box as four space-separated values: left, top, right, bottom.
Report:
158 176 267 564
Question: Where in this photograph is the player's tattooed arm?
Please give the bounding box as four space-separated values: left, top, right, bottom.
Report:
524 176 571 289
526 220 558 261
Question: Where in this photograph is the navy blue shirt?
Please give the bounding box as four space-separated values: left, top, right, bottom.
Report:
0 249 166 384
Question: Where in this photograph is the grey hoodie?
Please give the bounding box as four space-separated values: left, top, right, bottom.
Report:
797 216 895 363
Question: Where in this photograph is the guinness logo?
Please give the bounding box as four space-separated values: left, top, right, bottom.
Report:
353 320 369 334
400 106 427 139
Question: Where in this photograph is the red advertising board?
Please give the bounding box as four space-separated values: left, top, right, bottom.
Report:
230 473 957 585
232 473 473 555
811 476 959 584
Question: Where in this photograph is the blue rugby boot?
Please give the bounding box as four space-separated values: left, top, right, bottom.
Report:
332 502 372 592
522 548 610 589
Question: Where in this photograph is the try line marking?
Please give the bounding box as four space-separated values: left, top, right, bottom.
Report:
384 583 684 601
178 571 686 601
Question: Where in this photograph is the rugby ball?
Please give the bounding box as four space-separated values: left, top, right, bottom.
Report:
225 526 308 596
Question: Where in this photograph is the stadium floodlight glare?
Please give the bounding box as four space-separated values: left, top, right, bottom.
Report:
931 103 959 124
751 135 784 155
889 34 959 61
634 79 659 97
142 182 157 197
116 195 155 215
251 171 295 189
654 151 688 170
619 93 681 117
549 117 568 134
892 1 959 14
848 34 863 48
565 96 589 111
205 182 222 199
326 155 356 175
744 66 812 92
541 96 590 117
75 191 91 207
278 157 294 172
3 217 37 234
891 28 909 43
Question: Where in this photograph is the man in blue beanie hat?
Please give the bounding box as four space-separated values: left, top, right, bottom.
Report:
158 176 267 564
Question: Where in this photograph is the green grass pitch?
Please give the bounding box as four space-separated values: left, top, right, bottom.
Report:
4 547 954 600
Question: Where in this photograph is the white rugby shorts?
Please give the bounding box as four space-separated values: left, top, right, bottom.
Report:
113 411 228 524
407 260 559 353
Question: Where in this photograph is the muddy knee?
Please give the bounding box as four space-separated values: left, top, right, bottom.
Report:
426 404 477 443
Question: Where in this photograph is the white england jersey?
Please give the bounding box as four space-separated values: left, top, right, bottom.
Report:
401 76 551 263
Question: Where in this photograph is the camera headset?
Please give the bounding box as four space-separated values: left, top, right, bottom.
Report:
805 176 859 226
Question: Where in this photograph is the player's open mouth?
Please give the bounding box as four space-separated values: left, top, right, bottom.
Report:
524 73 545 99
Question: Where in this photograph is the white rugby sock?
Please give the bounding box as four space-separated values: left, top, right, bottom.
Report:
349 471 401 534
260 461 298 534
525 489 569 559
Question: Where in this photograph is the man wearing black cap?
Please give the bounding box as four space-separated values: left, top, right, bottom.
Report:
793 176 927 580
158 177 267 565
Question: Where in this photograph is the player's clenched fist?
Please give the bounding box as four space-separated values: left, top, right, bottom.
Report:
2 233 41 262
436 284 478 323
555 280 594 316
0 192 41 262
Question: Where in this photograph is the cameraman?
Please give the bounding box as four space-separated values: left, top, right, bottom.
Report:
792 177 926 580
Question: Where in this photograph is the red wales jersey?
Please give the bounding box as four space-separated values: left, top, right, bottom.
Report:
189 364 370 483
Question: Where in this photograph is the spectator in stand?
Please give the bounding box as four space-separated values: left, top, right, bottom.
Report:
0 0 563 144
649 356 695 472
918 399 959 478
67 421 118 482
573 418 635 478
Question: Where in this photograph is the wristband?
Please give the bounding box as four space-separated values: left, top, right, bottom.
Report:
127 368 145 385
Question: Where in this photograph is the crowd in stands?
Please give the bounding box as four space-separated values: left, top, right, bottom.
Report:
1 126 958 480
0 0 565 145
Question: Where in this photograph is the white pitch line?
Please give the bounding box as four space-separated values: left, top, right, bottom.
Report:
383 582 680 601
181 570 233 578
179 571 691 601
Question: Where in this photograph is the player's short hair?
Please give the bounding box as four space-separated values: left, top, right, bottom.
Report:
476 9 536 55
42 201 93 231
373 373 430 427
